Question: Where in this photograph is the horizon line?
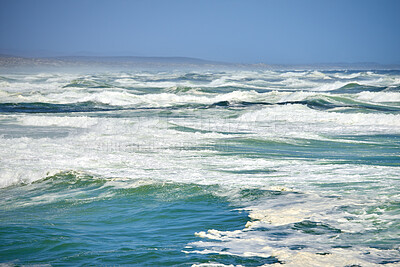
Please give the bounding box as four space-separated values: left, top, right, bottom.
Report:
1 53 400 67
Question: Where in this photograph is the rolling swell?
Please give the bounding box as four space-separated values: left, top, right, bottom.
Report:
0 171 250 266
0 102 121 113
333 82 388 93
285 98 400 112
210 96 400 113
2 94 400 114
62 78 113 89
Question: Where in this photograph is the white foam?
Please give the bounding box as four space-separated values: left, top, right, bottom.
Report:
0 87 309 107
313 81 349 91
191 263 243 267
333 72 362 79
237 104 400 135
356 91 400 103
17 115 99 128
189 185 400 264
1 101 399 190
279 71 308 78
268 247 396 267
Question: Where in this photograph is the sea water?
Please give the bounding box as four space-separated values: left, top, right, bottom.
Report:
0 69 399 266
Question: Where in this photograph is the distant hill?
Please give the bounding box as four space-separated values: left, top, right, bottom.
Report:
55 56 218 64
0 54 226 68
0 54 399 70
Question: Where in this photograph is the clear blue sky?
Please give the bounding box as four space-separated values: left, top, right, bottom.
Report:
0 0 399 64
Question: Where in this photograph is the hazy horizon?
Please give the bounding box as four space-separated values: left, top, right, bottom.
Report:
3 54 400 71
1 0 399 65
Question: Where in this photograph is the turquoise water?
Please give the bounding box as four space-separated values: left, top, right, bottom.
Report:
1 174 255 265
0 69 399 266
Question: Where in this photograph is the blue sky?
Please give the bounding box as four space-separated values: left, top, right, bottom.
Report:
0 0 399 64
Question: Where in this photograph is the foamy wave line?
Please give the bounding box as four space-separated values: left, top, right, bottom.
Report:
2 88 399 110
239 104 400 127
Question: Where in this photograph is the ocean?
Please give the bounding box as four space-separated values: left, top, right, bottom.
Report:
0 68 399 266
